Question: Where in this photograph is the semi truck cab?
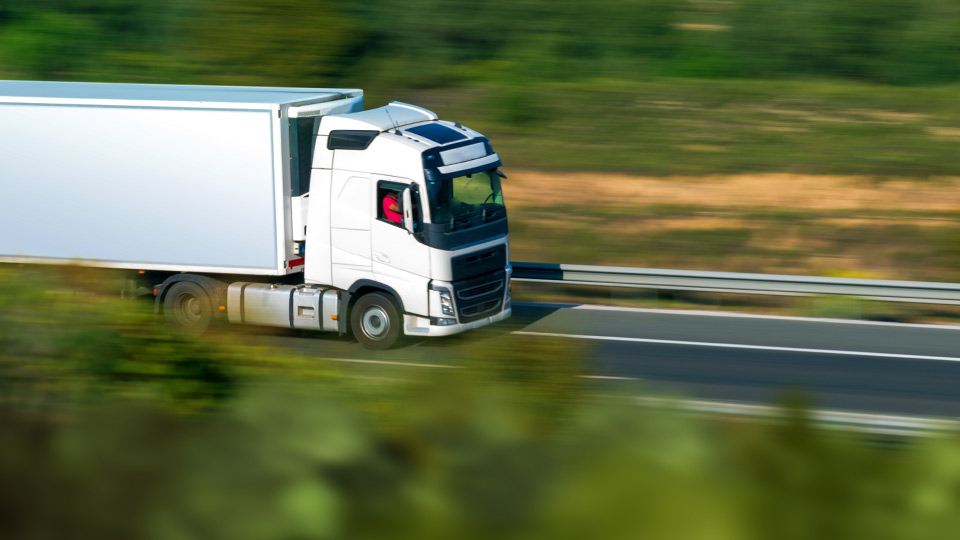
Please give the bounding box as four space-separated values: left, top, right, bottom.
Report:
232 101 511 348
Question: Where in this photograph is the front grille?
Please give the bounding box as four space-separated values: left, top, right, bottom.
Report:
461 299 501 319
451 245 507 281
458 280 503 301
453 269 506 323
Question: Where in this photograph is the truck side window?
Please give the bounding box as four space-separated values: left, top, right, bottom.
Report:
377 182 404 226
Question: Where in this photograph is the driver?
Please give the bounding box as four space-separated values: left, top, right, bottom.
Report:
383 191 402 224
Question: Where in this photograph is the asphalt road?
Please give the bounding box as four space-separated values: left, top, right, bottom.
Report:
251 302 960 420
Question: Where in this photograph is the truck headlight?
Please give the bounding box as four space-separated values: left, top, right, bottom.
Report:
439 289 455 316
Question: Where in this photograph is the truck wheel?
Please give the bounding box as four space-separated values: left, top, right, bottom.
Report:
351 292 401 350
164 281 212 336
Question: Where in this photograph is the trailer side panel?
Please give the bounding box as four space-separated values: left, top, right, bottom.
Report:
0 103 282 273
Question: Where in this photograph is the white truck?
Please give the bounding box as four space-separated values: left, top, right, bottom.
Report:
0 81 511 349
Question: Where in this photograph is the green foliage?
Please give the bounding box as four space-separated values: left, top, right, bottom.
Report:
489 87 548 126
6 0 960 87
0 11 99 77
3 267 960 538
886 0 960 85
184 0 361 86
0 267 237 413
730 0 917 81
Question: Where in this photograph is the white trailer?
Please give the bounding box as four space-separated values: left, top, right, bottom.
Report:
0 81 512 348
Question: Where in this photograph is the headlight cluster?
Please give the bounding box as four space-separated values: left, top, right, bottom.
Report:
438 289 455 316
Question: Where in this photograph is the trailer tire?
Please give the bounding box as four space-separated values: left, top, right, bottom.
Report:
351 292 401 350
164 281 213 336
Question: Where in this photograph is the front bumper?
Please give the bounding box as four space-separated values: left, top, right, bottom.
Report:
403 307 511 337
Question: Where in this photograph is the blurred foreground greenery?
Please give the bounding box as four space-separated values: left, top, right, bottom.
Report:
3 266 960 539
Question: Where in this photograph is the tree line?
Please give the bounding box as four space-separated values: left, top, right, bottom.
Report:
0 0 958 88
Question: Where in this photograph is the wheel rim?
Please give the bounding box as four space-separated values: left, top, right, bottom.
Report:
176 294 203 324
361 306 390 339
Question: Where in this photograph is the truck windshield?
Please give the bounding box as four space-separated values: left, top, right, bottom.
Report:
426 170 504 225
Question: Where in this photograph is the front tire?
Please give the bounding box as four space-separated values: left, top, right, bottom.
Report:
163 281 212 337
351 292 402 350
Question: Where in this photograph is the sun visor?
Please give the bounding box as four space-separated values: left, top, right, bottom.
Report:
438 142 487 165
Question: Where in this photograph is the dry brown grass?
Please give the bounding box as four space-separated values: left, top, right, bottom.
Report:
503 171 960 281
926 127 960 141
504 171 960 213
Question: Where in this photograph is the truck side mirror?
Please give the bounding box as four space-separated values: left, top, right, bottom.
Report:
402 187 415 234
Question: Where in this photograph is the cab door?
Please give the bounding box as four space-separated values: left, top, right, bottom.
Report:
371 179 430 316
329 171 373 290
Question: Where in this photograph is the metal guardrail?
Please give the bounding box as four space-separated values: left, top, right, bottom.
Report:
633 397 960 438
511 262 960 305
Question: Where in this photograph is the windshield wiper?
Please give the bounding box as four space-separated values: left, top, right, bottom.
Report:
482 205 505 221
444 214 475 231
441 205 504 230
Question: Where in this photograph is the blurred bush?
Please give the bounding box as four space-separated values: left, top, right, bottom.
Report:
3 269 960 538
0 266 238 414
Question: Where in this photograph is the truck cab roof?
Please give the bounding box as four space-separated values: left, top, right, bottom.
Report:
321 103 488 155
321 104 500 183
318 102 439 134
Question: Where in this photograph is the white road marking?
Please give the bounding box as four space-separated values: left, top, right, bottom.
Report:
512 330 960 363
513 302 960 330
322 357 461 369
316 353 954 435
